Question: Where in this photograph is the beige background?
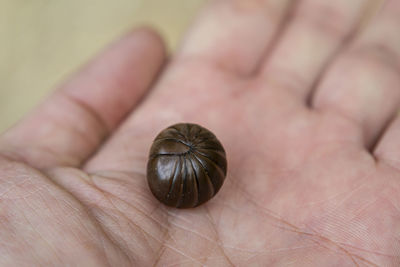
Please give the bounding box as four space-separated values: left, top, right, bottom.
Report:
0 0 206 133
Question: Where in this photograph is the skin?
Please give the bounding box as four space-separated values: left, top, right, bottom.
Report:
1 0 400 265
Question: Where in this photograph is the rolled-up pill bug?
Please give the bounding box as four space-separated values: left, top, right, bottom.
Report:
146 123 227 208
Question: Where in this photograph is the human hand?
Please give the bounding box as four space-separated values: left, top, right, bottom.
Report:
1 0 400 266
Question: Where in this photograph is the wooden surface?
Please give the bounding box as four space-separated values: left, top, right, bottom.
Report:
0 0 205 132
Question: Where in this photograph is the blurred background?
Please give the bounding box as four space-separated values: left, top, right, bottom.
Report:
0 0 206 132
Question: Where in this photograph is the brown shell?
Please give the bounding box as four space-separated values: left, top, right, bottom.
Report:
146 123 227 208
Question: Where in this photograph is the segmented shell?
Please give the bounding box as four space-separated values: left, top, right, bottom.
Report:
146 123 227 208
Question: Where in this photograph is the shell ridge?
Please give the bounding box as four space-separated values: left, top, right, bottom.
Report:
188 154 200 207
193 149 226 174
154 137 190 147
192 154 215 197
176 155 187 208
169 126 187 140
191 146 225 153
167 156 181 200
193 136 218 145
151 151 190 158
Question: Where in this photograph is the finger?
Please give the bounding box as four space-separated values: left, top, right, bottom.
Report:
261 0 371 100
312 0 400 147
177 0 292 76
0 28 165 168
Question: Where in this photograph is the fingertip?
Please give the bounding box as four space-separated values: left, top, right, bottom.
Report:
120 25 167 59
0 25 169 168
135 26 166 48
61 25 168 130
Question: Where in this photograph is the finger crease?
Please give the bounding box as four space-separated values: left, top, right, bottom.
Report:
62 92 110 136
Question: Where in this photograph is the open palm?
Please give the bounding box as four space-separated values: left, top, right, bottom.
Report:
1 0 400 266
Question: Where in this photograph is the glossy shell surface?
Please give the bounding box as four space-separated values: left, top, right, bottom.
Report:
147 123 227 208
